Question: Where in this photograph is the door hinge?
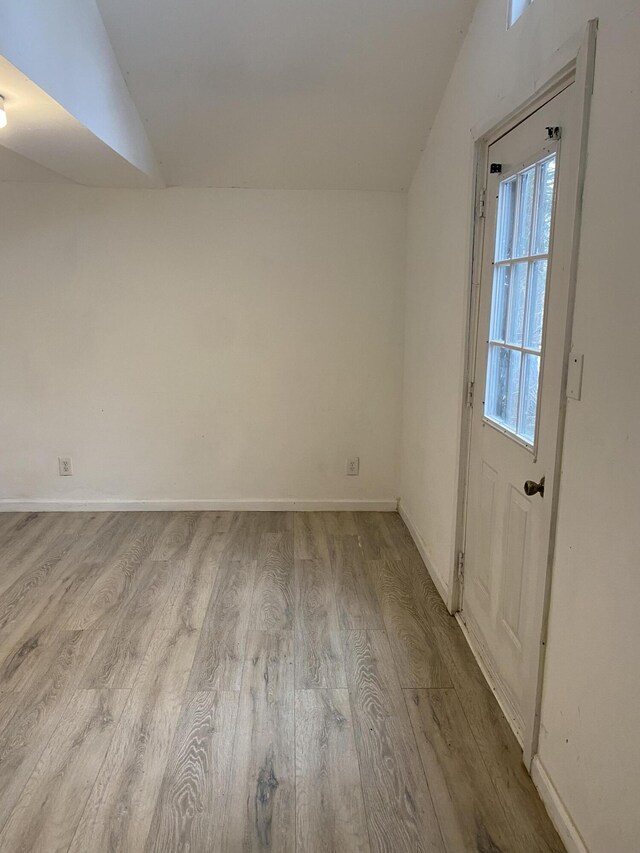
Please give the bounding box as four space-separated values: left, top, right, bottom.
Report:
477 188 486 220
457 551 465 583
466 380 475 408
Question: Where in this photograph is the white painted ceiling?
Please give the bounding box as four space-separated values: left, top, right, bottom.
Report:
94 0 477 190
0 1 476 189
0 53 161 188
0 145 70 183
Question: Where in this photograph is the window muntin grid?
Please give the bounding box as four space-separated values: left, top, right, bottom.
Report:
484 154 556 446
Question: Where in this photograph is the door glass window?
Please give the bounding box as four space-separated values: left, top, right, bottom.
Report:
485 153 556 445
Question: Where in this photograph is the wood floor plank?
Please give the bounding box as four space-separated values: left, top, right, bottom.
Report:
65 511 171 630
67 684 184 853
250 531 294 632
0 512 22 541
205 511 236 534
0 514 65 596
72 510 140 566
401 557 564 852
293 512 331 562
263 511 294 533
321 510 358 537
81 559 173 688
223 630 295 853
169 511 237 581
0 629 48 695
0 560 105 693
224 512 292 563
0 530 75 642
221 512 258 562
328 534 384 630
0 511 564 852
157 513 226 632
135 517 227 701
353 512 399 561
150 511 200 560
188 558 256 692
438 641 564 851
368 557 451 688
0 690 24 736
295 688 370 853
405 688 513 852
344 629 445 853
295 558 346 689
144 691 239 853
0 512 48 552
0 629 103 830
379 511 416 551
381 514 564 850
0 688 128 853
0 516 124 692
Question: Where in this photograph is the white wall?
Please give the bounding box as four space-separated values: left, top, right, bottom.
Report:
400 0 640 850
0 184 405 508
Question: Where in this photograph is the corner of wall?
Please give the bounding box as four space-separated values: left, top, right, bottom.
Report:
398 498 453 612
531 756 589 853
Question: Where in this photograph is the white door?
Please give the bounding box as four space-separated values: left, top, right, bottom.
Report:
461 84 577 748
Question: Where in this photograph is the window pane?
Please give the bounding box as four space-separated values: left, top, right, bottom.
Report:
495 177 516 261
514 167 535 258
509 0 531 27
490 265 510 342
524 259 547 351
518 353 540 443
485 345 521 432
533 156 556 255
505 262 528 347
484 150 552 447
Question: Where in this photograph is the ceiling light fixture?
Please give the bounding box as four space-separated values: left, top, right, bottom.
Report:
0 96 6 129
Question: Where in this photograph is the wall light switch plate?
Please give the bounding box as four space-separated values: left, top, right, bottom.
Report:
346 457 360 476
566 353 584 400
58 456 73 476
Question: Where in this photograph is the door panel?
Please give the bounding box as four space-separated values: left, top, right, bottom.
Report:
501 486 529 643
462 84 576 744
476 461 498 598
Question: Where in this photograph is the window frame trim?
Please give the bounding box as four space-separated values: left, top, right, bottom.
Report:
482 141 561 456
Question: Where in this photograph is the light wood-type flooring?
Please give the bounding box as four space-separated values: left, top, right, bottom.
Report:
0 510 564 852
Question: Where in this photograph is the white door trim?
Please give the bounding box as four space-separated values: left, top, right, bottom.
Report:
453 19 597 768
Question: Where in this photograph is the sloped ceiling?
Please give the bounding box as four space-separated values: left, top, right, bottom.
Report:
95 0 477 190
0 0 162 187
0 0 477 189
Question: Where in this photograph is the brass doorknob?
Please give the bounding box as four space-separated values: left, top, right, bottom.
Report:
524 476 545 498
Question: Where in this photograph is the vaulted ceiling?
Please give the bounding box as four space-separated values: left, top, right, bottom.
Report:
0 0 477 189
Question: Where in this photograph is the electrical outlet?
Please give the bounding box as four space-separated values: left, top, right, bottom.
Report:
346 457 360 476
58 456 73 476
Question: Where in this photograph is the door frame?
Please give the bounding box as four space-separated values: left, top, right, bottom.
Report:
452 20 597 768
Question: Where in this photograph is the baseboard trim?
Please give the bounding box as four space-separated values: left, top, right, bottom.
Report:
531 756 589 853
397 500 452 612
0 498 398 513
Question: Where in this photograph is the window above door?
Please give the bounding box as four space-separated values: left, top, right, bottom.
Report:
508 0 532 28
